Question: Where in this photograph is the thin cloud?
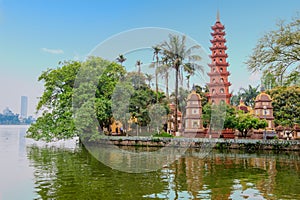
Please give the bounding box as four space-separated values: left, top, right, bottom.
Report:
42 48 64 54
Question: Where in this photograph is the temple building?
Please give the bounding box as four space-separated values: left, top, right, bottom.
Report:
184 90 205 137
207 12 232 105
254 86 275 129
237 99 253 114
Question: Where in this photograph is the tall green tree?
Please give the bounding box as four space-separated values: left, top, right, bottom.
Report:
202 103 237 130
135 60 143 88
145 73 153 88
27 61 81 141
27 57 126 141
262 72 278 90
231 85 260 107
247 15 300 86
159 34 202 132
267 86 300 127
156 56 171 98
152 46 161 93
194 84 209 108
239 85 260 108
235 112 267 138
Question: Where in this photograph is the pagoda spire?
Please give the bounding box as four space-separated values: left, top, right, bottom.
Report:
216 10 220 22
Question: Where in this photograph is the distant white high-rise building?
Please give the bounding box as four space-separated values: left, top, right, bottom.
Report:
20 96 28 119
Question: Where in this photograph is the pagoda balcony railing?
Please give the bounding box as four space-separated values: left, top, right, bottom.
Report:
208 93 232 98
208 62 229 67
210 38 226 43
207 82 231 87
209 45 227 50
207 71 230 76
211 32 225 36
215 62 229 66
210 53 228 58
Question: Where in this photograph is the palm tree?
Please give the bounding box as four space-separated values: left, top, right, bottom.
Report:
116 54 126 66
152 46 161 93
239 85 260 107
136 60 142 74
145 73 153 87
159 34 202 132
136 60 142 87
186 74 191 90
156 56 171 98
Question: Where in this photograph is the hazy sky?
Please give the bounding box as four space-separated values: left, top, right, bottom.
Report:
0 0 299 116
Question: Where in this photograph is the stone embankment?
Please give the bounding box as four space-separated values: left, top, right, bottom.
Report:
86 136 300 151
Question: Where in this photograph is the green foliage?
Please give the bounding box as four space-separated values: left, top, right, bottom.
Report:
223 106 238 129
129 85 165 127
149 104 168 133
247 15 300 86
231 85 260 107
152 131 174 137
267 86 300 127
202 103 237 130
158 34 203 131
262 72 278 90
202 103 212 128
27 61 81 141
235 111 267 138
111 71 169 133
27 57 126 141
194 84 209 107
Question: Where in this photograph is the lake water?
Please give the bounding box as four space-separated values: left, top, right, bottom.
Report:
1 126 300 200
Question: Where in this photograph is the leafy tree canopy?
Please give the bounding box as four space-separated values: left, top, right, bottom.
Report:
231 85 260 107
202 103 237 130
235 111 267 138
247 15 300 86
267 86 300 127
27 57 126 141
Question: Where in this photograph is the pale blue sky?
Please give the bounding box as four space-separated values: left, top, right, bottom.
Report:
0 0 299 116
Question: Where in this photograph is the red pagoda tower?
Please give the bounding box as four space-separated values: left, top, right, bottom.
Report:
207 12 232 104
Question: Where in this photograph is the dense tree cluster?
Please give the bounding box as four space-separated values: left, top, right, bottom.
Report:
27 56 171 141
231 85 260 107
267 86 300 127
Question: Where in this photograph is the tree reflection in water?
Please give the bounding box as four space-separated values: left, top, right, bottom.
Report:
27 145 300 200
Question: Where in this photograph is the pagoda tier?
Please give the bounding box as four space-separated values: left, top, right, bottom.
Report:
211 32 225 36
210 38 226 43
207 82 231 87
209 46 227 51
206 12 232 105
207 72 230 76
208 62 229 67
210 52 228 57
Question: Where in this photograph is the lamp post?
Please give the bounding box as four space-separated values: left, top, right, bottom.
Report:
263 105 267 140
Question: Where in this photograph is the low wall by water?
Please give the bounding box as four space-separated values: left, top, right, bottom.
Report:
84 136 300 151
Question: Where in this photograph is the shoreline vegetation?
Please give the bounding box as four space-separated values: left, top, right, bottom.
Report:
82 136 300 151
26 15 300 143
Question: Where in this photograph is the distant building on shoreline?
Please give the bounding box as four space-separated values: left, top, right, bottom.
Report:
20 96 28 119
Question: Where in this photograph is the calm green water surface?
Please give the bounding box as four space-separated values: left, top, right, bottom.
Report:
1 126 300 199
